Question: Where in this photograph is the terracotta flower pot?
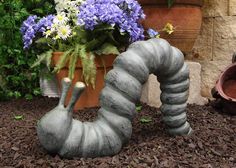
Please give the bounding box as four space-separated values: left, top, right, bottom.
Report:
139 0 203 54
51 52 116 110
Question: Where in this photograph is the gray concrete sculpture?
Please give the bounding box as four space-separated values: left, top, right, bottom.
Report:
37 38 192 158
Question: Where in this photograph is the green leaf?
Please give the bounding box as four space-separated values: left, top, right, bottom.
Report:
80 47 96 88
68 52 78 79
85 32 109 51
167 0 174 7
31 50 53 68
73 26 88 41
25 94 33 100
14 91 21 98
93 24 115 32
95 43 120 55
35 38 54 46
14 115 23 120
45 50 53 68
33 88 41 96
140 116 152 123
0 75 6 90
32 8 44 15
136 105 142 112
53 49 73 72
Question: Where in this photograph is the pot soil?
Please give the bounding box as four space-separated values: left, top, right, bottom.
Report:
139 0 203 54
51 52 116 110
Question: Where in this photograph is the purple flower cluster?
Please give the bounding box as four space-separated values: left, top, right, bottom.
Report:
20 15 37 49
20 15 54 49
77 0 145 42
35 15 54 33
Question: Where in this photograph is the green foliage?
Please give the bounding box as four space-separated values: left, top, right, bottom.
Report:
136 105 142 112
0 0 55 100
34 24 123 87
14 115 24 120
167 0 174 7
140 116 152 124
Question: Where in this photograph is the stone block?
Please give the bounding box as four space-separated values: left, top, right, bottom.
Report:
208 16 236 62
140 62 208 107
140 74 161 107
202 0 228 17
200 60 226 97
187 16 236 97
200 16 236 97
186 18 214 61
229 0 236 16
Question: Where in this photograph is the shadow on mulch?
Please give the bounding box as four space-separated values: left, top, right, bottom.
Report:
0 97 236 168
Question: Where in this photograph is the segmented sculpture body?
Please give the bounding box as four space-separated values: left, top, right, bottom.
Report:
37 38 192 158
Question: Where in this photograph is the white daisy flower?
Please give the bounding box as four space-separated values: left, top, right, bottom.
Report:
54 0 85 17
57 25 72 40
53 12 69 25
54 0 69 13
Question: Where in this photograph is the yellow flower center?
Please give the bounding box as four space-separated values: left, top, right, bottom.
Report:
61 28 68 35
57 15 64 21
45 30 51 35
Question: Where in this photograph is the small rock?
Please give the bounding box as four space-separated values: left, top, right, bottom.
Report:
11 146 19 151
201 163 213 168
36 159 44 165
197 141 203 149
160 160 169 167
13 152 20 160
229 157 235 162
188 143 196 149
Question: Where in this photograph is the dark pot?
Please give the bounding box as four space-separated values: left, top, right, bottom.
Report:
212 57 236 114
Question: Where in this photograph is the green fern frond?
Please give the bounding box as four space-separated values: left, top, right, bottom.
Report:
68 52 78 80
80 47 96 88
45 50 53 68
87 53 96 88
53 49 73 73
31 50 53 68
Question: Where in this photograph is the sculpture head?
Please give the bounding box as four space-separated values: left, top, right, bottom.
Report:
37 78 85 153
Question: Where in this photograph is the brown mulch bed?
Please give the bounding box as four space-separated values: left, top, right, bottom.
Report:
0 97 236 168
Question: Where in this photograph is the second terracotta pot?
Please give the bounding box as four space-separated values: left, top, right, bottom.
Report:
52 52 117 111
139 0 203 54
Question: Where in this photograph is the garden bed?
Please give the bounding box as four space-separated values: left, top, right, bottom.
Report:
0 97 236 167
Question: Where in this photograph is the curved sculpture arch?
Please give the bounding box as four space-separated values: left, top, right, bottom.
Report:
37 38 192 158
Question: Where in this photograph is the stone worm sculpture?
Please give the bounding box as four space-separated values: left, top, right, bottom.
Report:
37 38 192 158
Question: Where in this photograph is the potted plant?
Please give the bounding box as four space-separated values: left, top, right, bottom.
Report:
138 0 203 54
20 0 145 110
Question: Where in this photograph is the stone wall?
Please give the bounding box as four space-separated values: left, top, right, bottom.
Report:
186 0 236 97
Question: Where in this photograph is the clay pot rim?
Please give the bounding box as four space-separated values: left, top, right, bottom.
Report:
138 0 203 7
216 62 236 102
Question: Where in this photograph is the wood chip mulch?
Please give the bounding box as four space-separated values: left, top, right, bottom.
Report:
0 97 236 168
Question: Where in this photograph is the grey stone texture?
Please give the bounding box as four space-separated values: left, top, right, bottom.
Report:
37 39 192 158
186 0 236 97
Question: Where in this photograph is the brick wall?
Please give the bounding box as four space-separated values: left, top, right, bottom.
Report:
186 0 236 97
